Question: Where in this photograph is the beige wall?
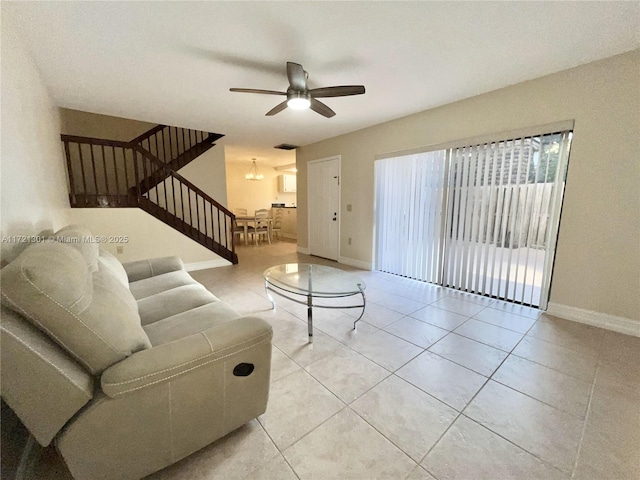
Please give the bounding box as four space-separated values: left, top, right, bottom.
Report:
60 108 155 141
69 209 230 266
180 145 228 209
297 50 640 321
0 20 70 263
226 162 296 214
60 109 229 264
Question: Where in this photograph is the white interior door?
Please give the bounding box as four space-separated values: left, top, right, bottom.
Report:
308 156 340 260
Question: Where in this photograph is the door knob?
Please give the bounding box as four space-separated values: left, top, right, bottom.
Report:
332 217 337 221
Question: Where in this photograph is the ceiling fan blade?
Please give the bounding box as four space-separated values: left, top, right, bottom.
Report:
265 101 288 116
310 98 336 118
287 62 307 91
309 85 366 98
230 88 286 95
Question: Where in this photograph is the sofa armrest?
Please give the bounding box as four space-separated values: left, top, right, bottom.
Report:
122 256 184 282
100 316 272 398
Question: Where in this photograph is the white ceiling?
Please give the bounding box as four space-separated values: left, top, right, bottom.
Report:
4 2 639 167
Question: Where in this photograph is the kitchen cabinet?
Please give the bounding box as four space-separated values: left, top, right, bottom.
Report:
278 174 297 193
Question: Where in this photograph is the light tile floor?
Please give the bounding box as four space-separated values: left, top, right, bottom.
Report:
26 240 640 479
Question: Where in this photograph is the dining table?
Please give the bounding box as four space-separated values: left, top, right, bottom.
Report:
235 215 273 245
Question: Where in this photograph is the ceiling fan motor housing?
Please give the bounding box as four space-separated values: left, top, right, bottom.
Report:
230 62 364 117
287 89 311 109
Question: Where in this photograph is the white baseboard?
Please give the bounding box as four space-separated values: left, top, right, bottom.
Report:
295 248 372 270
184 259 231 271
546 302 640 337
338 255 373 271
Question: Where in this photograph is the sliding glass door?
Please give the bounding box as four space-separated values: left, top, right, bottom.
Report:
375 150 447 283
374 129 572 309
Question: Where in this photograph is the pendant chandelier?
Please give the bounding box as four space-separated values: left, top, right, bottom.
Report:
245 158 264 181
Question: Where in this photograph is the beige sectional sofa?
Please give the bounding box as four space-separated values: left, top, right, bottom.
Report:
0 225 272 479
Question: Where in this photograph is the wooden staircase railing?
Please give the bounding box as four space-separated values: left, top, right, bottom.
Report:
61 127 237 264
133 146 237 262
132 125 224 193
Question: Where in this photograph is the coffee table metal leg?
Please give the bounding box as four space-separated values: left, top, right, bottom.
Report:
265 280 275 309
307 292 313 342
353 286 367 330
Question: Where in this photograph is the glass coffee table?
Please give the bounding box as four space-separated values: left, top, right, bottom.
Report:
263 263 366 342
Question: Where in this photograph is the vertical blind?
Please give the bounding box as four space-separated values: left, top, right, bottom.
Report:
374 129 572 308
375 150 447 283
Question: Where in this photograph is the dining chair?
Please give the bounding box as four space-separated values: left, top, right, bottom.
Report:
249 209 271 245
232 218 245 244
233 208 248 216
271 208 283 240
232 208 248 245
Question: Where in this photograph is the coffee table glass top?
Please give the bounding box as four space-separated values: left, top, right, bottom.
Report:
263 263 365 297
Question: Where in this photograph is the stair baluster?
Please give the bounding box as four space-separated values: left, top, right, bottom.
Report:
60 125 236 264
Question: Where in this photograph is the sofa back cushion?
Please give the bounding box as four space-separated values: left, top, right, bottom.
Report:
0 242 150 374
52 225 99 273
98 249 129 289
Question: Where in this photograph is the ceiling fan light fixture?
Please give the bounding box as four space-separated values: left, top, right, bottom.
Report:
230 62 365 118
287 92 311 110
245 158 264 181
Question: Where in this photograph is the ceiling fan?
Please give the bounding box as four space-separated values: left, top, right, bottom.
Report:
230 62 365 118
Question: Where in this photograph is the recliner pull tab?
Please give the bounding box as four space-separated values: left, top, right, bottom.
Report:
233 363 255 377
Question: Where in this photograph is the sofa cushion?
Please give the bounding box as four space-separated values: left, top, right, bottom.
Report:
123 256 184 283
52 225 99 273
143 302 242 346
129 270 199 300
0 242 151 374
98 249 129 289
137 284 220 326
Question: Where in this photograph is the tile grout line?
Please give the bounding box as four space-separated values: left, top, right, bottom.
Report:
467 313 537 334
217 244 609 479
343 404 421 472
507 336 602 383
206 248 620 480
299 314 426 375
569 334 605 478
254 416 302 480
260 335 353 475
488 377 590 421
458 414 568 477
303 351 395 403
278 309 496 412
271 332 463 475
382 307 540 355
417 313 570 475
349 272 544 322
380 319 451 350
275 406 350 465
437 319 520 353
445 315 602 386
461 317 583 475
